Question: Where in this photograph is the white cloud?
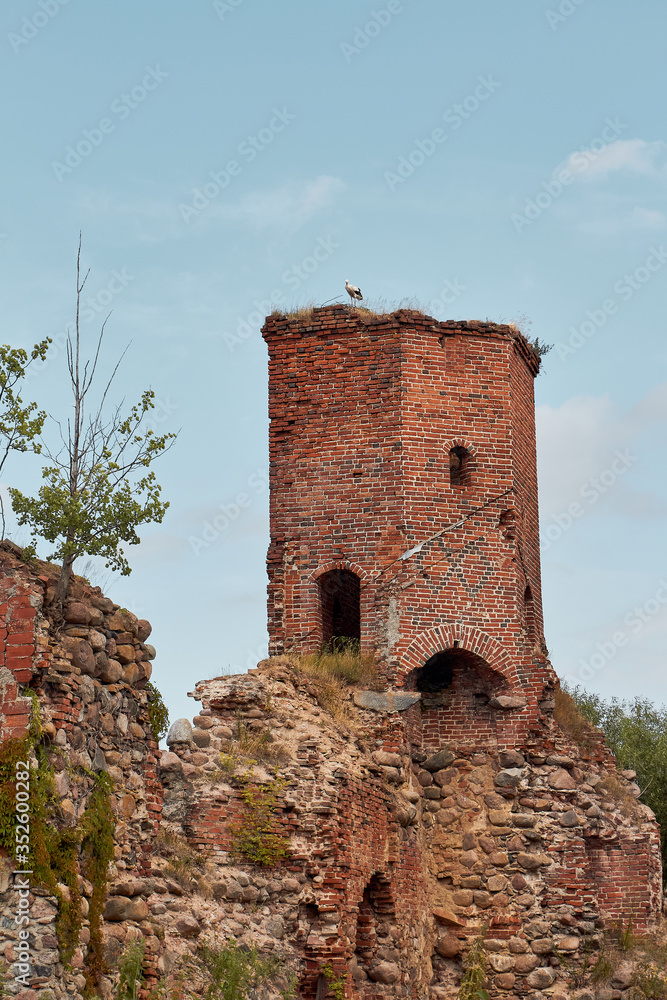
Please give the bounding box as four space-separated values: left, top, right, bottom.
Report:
212 175 346 231
564 138 667 181
536 387 667 521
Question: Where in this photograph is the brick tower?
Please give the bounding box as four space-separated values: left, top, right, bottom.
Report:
262 306 557 747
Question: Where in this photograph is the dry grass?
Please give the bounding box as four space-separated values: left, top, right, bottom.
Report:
218 716 290 770
554 685 595 748
274 302 317 323
597 774 643 821
271 298 429 324
155 830 210 890
562 921 667 998
296 645 378 724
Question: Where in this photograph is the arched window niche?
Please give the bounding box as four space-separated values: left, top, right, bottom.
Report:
319 569 360 649
449 445 471 487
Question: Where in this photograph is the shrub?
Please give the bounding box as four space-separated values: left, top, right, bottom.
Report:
458 931 489 1000
553 685 595 748
147 683 169 743
156 830 208 888
230 772 290 867
115 939 146 1000
566 687 667 875
149 939 296 1000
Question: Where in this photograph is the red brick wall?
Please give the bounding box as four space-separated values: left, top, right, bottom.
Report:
0 568 44 740
262 308 556 747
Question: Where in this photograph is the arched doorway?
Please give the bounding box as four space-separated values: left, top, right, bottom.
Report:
408 647 508 748
352 873 396 987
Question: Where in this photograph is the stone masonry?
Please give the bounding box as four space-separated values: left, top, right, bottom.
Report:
0 306 663 1000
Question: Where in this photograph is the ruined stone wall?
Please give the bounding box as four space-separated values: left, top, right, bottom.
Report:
159 659 662 1000
0 545 662 1000
0 545 162 1000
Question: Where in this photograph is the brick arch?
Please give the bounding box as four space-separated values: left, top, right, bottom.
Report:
442 436 478 460
397 624 519 688
309 560 372 584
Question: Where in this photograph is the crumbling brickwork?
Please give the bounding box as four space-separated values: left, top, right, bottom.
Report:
262 307 554 745
0 303 663 1000
0 545 161 999
160 659 661 1000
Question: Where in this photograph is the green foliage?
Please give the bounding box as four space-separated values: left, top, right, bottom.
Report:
116 939 146 1000
80 771 116 989
618 918 635 952
0 694 114 982
566 687 667 872
321 963 346 1000
10 390 174 577
196 939 283 1000
527 336 553 360
0 961 11 998
0 339 50 465
147 682 169 743
632 958 667 998
459 931 489 1000
230 772 290 867
0 736 32 856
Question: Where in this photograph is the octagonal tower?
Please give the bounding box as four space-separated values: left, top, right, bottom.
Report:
262 305 557 747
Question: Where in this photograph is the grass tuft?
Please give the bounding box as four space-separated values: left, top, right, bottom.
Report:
220 716 290 767
554 685 595 748
597 774 643 820
296 640 378 723
155 829 209 889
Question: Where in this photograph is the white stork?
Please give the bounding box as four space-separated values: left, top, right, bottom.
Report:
345 279 363 306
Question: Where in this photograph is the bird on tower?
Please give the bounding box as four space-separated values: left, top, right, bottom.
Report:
345 279 363 306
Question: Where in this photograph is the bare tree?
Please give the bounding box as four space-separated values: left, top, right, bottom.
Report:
11 238 176 606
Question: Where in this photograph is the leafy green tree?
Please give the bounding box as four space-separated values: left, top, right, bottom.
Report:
0 339 51 535
568 685 667 870
9 239 176 605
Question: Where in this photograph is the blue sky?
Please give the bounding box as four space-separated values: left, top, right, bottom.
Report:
1 0 666 724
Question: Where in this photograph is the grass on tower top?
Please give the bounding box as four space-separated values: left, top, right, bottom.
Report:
271 297 427 323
